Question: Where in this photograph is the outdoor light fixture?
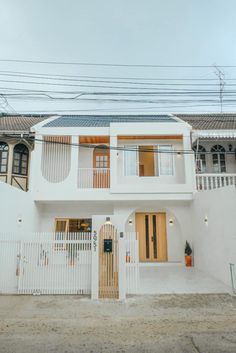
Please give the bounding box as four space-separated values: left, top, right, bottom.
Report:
204 216 208 226
228 144 233 152
177 151 182 158
105 217 112 225
169 218 174 226
128 219 133 226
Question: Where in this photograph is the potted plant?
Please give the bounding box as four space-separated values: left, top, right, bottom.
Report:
185 241 192 267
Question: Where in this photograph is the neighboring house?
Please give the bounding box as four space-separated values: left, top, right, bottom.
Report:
177 113 236 190
0 114 50 191
0 113 236 299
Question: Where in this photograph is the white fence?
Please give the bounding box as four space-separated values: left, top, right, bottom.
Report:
125 232 139 294
78 168 110 189
196 173 236 191
0 231 139 297
0 233 92 295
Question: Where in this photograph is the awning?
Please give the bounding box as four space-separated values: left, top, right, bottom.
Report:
192 130 236 141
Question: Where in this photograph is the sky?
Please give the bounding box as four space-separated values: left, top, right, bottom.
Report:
0 0 236 114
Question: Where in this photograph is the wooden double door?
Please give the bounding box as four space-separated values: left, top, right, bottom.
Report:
136 213 168 262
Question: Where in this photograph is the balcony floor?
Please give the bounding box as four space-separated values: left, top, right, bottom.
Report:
139 264 231 294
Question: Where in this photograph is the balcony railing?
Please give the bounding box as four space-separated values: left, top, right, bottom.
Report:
196 173 236 191
78 168 110 189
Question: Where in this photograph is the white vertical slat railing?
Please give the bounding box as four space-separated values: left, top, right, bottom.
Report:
196 173 236 191
125 232 139 294
77 168 110 188
0 232 92 295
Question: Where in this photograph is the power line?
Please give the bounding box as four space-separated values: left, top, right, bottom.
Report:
5 134 235 156
1 58 236 68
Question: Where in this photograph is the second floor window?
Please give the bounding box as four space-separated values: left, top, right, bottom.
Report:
0 142 8 173
12 143 29 176
124 144 174 177
211 145 226 173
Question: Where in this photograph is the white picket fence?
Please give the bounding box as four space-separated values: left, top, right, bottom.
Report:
0 233 92 295
125 232 139 294
0 231 139 297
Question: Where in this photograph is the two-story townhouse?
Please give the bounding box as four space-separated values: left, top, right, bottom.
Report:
1 113 236 298
30 113 195 268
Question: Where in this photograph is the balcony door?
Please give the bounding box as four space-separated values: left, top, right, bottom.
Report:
135 213 167 262
93 145 110 188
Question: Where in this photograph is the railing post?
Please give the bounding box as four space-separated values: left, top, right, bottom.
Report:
118 232 126 300
91 230 99 300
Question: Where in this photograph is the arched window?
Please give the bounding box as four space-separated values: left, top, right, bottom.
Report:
12 143 29 176
211 145 226 173
193 145 206 173
0 142 9 173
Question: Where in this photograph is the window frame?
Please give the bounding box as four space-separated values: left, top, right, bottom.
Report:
157 144 174 176
0 142 9 174
12 143 29 176
211 145 226 173
193 145 207 173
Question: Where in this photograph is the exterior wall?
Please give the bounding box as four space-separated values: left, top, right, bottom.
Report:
36 200 193 264
194 139 236 173
191 186 236 287
0 182 40 238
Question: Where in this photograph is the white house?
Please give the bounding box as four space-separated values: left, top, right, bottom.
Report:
0 113 236 299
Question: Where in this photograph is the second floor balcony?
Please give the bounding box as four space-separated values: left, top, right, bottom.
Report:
31 132 195 201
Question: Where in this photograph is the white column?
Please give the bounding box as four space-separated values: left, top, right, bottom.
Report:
118 233 126 300
91 229 99 300
29 134 43 195
183 134 196 191
68 135 78 187
110 134 117 190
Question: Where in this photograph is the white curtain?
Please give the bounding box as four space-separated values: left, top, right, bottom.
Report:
124 145 138 176
158 145 174 176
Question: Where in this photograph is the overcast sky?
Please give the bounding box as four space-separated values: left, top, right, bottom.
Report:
0 0 236 114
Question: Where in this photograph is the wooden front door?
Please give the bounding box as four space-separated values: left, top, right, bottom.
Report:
135 213 167 262
93 146 110 188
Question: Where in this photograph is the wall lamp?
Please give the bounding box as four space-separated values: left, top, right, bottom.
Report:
105 217 112 225
128 219 133 226
169 218 174 226
204 216 208 226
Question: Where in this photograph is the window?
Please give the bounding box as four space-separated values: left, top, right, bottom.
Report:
139 146 155 176
12 144 29 176
0 142 8 173
158 145 174 176
193 145 206 173
211 145 226 173
54 218 92 250
124 145 138 176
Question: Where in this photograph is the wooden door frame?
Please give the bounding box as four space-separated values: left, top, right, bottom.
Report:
93 145 110 169
135 212 168 263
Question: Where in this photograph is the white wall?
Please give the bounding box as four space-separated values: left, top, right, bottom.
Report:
191 186 236 287
0 182 40 238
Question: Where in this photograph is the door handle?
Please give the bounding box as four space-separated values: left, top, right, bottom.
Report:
151 236 154 242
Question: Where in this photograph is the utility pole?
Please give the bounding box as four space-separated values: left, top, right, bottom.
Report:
214 65 225 113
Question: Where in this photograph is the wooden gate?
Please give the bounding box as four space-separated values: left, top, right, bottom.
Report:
99 224 119 299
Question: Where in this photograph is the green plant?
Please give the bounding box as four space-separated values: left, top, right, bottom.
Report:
185 241 192 256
